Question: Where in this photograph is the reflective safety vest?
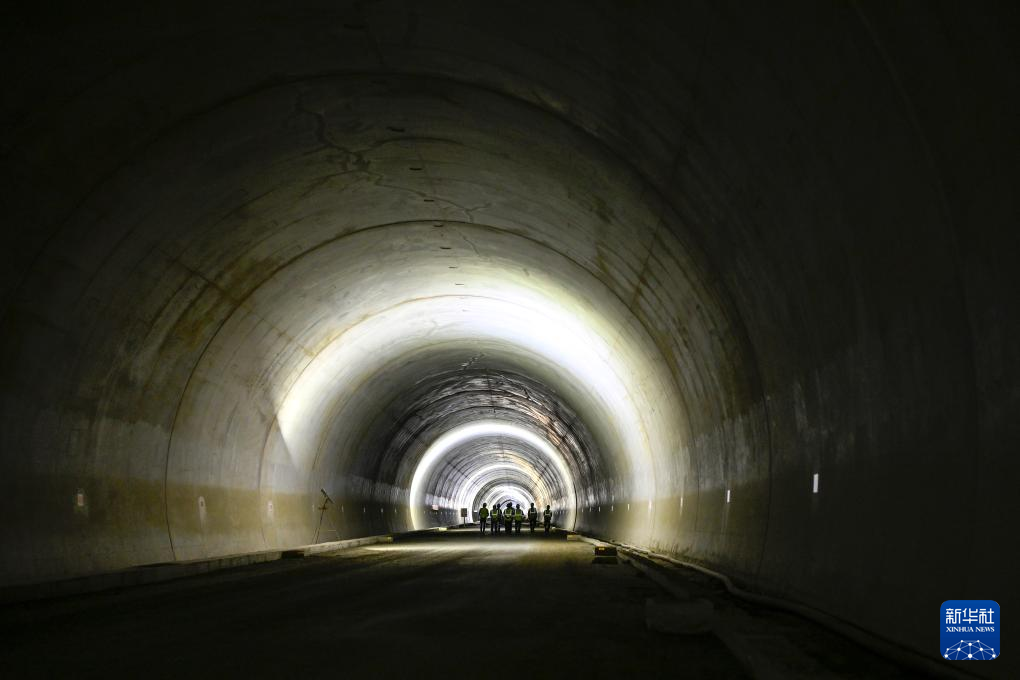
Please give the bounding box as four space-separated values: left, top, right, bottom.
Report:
527 507 537 519
479 507 489 519
504 510 514 523
493 508 502 520
515 510 525 521
544 509 552 518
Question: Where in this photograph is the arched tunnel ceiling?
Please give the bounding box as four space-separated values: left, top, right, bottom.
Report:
0 1 1016 664
422 441 562 515
68 72 703 561
367 368 597 527
409 420 580 528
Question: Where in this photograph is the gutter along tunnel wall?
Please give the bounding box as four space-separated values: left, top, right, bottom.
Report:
0 0 1015 665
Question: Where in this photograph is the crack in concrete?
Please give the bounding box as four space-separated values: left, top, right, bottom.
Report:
459 234 481 256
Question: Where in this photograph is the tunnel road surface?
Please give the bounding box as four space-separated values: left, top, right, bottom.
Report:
0 529 921 679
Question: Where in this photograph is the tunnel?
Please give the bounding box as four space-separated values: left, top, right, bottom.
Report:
0 2 1016 678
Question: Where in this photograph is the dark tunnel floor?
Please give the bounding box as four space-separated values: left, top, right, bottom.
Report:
0 529 923 679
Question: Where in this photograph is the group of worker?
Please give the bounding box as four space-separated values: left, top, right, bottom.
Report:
476 502 552 534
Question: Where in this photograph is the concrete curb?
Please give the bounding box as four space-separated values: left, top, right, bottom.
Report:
0 549 283 606
282 534 393 557
0 529 448 606
572 532 980 680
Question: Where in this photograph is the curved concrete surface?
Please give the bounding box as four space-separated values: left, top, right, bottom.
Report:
0 0 1016 670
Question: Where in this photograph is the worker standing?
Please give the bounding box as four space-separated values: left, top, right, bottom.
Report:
504 503 514 535
527 503 537 533
491 503 501 534
543 505 552 533
478 502 489 534
514 504 524 534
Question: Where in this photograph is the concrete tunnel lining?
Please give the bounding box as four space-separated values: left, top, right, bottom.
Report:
128 73 711 565
361 365 600 504
408 420 577 529
3 72 712 570
0 1 1015 668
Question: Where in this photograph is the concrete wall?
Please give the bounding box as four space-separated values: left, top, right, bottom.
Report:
0 1 1015 671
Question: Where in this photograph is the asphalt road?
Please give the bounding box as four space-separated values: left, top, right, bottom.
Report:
0 528 919 679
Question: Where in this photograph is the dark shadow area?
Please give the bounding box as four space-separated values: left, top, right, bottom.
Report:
0 529 926 679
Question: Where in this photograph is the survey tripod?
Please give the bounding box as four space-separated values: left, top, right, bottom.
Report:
313 488 340 544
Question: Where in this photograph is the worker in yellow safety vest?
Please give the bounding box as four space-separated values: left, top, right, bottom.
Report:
491 503 501 534
527 503 538 532
478 502 489 534
503 503 514 534
543 505 552 533
514 504 524 534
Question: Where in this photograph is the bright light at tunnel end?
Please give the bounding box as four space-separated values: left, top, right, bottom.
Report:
409 420 577 530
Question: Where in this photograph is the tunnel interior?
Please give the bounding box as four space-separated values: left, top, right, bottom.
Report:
0 0 1016 668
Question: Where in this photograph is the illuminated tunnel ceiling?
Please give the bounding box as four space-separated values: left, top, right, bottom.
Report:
0 0 1015 663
